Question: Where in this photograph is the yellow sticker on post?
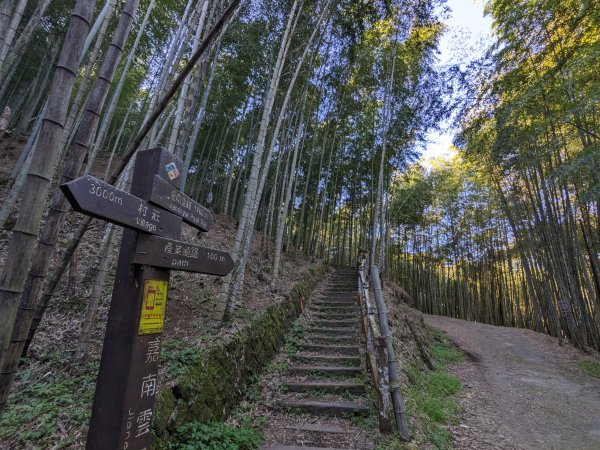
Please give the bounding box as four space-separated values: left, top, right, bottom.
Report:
138 279 168 335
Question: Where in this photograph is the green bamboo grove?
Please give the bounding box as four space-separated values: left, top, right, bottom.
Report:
0 0 597 415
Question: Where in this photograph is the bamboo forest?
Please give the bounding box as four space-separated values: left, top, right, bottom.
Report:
0 0 598 449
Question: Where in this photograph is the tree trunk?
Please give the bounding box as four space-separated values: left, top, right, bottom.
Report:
0 0 51 88
2 0 140 384
86 0 156 172
21 0 243 351
217 0 301 322
272 108 305 280
0 0 96 416
0 0 27 67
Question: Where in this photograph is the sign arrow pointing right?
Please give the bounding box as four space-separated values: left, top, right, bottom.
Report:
133 235 234 276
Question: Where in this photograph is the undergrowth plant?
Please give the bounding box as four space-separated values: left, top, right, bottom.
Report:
165 421 262 450
0 355 97 448
577 360 600 378
283 319 304 354
161 338 207 379
403 327 463 449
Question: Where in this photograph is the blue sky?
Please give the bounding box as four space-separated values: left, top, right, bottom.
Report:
421 0 493 163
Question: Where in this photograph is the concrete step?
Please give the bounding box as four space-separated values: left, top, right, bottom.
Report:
280 399 369 418
283 380 365 394
293 354 361 366
298 343 360 355
313 320 356 328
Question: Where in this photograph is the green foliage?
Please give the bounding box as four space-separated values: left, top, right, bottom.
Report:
161 339 204 379
242 374 260 402
402 329 463 449
375 434 413 450
0 358 97 448
283 319 304 355
165 421 262 450
577 360 600 378
429 329 464 367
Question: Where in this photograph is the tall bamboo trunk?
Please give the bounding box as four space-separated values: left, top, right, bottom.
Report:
0 0 96 416
21 0 243 351
86 0 156 173
272 99 307 280
0 0 27 68
4 0 140 377
0 0 51 89
218 0 302 321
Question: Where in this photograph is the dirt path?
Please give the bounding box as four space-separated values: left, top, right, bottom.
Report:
424 315 600 450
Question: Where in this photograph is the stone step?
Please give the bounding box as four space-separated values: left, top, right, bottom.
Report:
312 305 355 312
312 313 356 321
318 297 356 302
284 423 351 434
305 335 356 345
299 343 360 355
288 365 362 376
313 320 356 328
262 446 352 450
283 380 365 394
310 312 356 319
280 400 369 418
313 301 356 306
293 354 362 366
313 299 356 306
307 327 356 336
311 305 356 312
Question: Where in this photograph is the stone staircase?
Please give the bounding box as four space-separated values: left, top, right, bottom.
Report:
260 267 374 450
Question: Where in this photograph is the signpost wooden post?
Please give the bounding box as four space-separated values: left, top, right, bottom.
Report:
61 148 232 450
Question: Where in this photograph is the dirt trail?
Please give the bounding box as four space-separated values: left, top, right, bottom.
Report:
425 315 600 450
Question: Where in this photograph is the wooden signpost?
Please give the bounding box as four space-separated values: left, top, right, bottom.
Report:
61 148 233 450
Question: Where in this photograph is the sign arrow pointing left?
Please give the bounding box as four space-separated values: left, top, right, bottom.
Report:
61 175 182 237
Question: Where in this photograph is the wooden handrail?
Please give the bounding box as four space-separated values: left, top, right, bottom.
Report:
357 254 410 439
357 256 392 432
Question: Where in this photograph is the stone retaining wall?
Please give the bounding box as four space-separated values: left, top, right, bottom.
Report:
152 261 328 446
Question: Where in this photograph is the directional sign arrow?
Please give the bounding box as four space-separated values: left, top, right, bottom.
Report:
61 175 182 237
148 175 214 232
133 235 233 276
